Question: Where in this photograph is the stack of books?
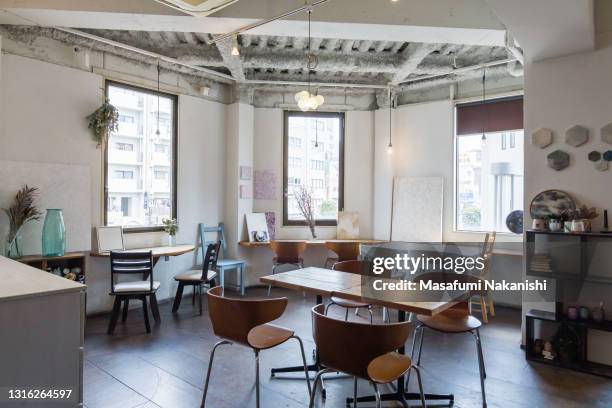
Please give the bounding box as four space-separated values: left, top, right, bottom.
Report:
530 254 553 273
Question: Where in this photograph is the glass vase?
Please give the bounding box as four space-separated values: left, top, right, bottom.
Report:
42 209 65 257
5 233 23 259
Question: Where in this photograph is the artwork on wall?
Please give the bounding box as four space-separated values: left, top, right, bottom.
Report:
547 149 570 171
96 226 124 253
505 210 524 234
391 176 443 242
240 185 252 199
254 170 277 200
240 166 252 181
265 212 276 240
565 125 589 147
246 213 270 243
529 190 576 219
337 211 359 239
601 122 612 144
531 128 553 148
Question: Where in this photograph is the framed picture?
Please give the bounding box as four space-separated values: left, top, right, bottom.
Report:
240 166 252 181
96 226 125 253
245 213 270 243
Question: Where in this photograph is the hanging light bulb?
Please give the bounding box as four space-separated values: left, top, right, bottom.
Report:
293 6 324 112
156 60 161 136
387 86 394 154
231 34 240 56
481 66 487 142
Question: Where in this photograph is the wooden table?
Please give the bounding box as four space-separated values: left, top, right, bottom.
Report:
261 267 462 406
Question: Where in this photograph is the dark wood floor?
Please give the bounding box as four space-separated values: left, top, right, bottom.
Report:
84 287 612 408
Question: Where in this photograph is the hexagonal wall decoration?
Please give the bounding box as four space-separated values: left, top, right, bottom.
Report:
565 125 589 147
601 122 612 145
595 160 609 172
547 149 570 171
589 151 602 162
531 128 553 148
604 150 612 162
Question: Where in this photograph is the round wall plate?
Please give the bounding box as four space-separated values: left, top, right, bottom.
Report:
529 190 576 219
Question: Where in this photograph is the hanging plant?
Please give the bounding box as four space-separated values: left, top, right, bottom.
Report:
87 98 119 148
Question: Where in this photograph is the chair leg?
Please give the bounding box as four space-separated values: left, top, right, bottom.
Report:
255 349 260 408
291 335 312 395
107 297 122 335
488 293 495 317
353 376 358 408
267 265 278 296
324 303 333 315
172 282 185 313
192 287 196 305
121 299 129 323
198 284 203 316
201 340 232 408
480 296 489 323
149 294 160 323
416 326 425 366
308 369 334 408
406 324 422 391
367 306 373 324
410 365 427 408
476 329 487 378
219 267 225 292
371 382 381 408
239 264 245 296
142 296 151 333
345 308 349 321
472 330 487 407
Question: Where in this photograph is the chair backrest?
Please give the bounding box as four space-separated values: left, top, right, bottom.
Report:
109 251 154 293
270 241 307 264
311 304 411 380
332 260 366 275
207 286 288 346
199 223 227 260
325 241 361 262
480 232 496 278
200 241 221 280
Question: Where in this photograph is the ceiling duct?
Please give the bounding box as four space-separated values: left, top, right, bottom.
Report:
155 0 239 16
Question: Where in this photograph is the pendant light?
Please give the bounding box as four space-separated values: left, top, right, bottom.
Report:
155 60 161 136
294 6 324 111
481 66 486 141
314 118 319 148
387 86 393 154
231 34 240 56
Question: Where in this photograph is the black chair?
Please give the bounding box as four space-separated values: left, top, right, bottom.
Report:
107 251 161 334
172 241 221 315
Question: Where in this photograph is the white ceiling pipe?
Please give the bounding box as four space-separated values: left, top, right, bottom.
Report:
244 79 387 89
396 57 517 85
505 32 524 77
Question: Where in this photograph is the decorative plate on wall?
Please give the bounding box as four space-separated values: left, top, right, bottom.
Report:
529 190 576 219
505 210 524 234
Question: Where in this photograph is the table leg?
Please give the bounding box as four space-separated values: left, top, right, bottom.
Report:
239 264 245 296
346 309 454 406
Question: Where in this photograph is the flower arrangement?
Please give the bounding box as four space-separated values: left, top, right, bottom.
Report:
87 98 119 148
162 218 178 236
2 185 42 258
293 185 317 238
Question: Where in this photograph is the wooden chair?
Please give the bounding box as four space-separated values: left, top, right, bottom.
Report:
327 260 373 323
200 223 246 296
107 251 160 335
324 241 361 268
202 286 311 408
469 232 496 323
267 241 307 296
172 242 220 315
309 304 425 408
409 272 486 407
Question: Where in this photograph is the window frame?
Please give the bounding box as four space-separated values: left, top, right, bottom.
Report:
283 110 345 227
104 80 178 234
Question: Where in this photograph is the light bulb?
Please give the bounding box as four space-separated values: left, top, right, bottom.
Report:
295 90 309 102
231 34 240 56
315 94 324 105
298 98 309 112
387 143 393 154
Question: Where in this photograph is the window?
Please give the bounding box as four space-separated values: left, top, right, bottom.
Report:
105 81 177 231
455 130 524 233
284 111 344 226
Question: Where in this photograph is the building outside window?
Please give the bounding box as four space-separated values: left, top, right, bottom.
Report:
105 82 177 230
284 111 344 226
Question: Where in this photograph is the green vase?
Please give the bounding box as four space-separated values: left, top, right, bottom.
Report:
42 209 65 257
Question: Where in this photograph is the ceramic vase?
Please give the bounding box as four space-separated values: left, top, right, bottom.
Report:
167 234 176 247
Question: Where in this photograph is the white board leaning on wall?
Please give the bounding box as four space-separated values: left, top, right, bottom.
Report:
391 176 443 242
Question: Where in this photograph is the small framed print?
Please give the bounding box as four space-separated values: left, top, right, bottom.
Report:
240 166 252 181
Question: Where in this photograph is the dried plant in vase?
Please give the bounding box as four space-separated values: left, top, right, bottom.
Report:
293 185 317 239
566 205 599 232
87 98 119 148
2 185 42 258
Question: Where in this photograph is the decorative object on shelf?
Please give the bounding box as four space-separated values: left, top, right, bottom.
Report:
531 128 553 148
588 151 602 162
566 204 598 232
602 210 611 233
254 170 277 200
553 324 581 363
533 338 544 355
337 211 360 239
2 185 42 259
542 340 556 360
245 213 270 243
548 217 563 232
42 209 65 257
87 98 119 148
592 302 606 323
595 159 609 171
530 190 576 220
604 150 612 161
293 185 317 239
601 122 612 144
96 226 125 253
162 218 178 246
579 306 591 321
532 218 547 231
294 5 324 111
239 166 252 181
570 220 586 233
264 211 276 240
567 306 578 320
546 149 570 171
505 210 524 234
565 125 589 147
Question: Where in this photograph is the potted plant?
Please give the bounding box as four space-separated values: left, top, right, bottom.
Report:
87 98 119 148
2 185 42 259
162 218 178 246
293 185 317 239
566 205 598 233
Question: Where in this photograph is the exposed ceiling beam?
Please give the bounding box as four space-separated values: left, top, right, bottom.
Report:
391 43 440 83
214 35 245 81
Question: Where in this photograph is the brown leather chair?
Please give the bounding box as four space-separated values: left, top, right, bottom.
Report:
310 304 425 408
327 260 373 323
267 241 307 296
172 242 220 315
324 241 361 268
202 286 311 408
409 272 486 407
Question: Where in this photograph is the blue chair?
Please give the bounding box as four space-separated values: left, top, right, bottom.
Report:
199 223 246 296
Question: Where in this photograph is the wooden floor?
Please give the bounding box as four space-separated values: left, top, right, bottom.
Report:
84 287 612 408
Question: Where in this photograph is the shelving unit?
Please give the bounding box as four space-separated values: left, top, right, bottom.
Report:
18 252 87 283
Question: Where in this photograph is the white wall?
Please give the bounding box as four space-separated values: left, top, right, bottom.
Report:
0 55 227 314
